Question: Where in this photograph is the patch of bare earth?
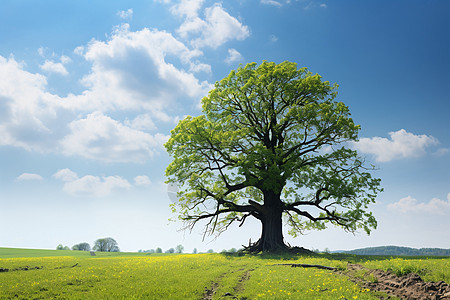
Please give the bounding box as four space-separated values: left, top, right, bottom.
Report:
345 263 450 300
203 281 220 300
203 273 226 300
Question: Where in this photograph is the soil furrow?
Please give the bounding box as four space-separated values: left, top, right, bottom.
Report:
344 263 450 300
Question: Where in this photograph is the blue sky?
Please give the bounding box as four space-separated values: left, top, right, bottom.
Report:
0 0 449 252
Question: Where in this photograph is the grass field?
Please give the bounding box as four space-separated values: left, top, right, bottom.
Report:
0 248 449 299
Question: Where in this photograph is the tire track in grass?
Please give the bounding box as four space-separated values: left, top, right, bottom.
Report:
202 272 228 300
233 268 254 295
203 268 255 299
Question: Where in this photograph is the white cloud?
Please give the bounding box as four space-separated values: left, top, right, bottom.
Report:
39 60 68 75
177 4 250 49
60 55 72 64
39 55 71 75
194 4 250 49
388 194 450 215
125 114 157 131
134 175 152 186
320 4 327 8
261 0 282 7
0 24 210 163
64 175 131 197
0 55 65 152
53 168 132 196
177 17 207 39
16 173 43 181
73 46 85 56
353 129 439 162
1 2 249 164
60 112 169 163
53 168 78 182
189 60 211 73
1 12 220 163
117 8 133 19
170 0 205 18
67 24 212 112
225 48 244 65
269 35 278 43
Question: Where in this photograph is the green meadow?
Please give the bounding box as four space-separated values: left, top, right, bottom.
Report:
1 247 449 299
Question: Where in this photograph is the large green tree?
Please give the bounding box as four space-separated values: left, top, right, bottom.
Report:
165 61 382 253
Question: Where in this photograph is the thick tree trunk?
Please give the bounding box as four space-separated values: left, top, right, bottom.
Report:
259 208 287 252
245 190 289 253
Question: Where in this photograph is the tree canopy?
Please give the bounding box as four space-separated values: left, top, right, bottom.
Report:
72 242 91 251
165 61 382 253
93 237 119 252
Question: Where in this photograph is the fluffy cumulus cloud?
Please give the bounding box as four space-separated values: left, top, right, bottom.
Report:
225 48 244 65
134 175 152 186
39 60 68 75
39 55 71 75
170 0 205 18
0 55 65 152
0 54 171 163
64 175 131 197
68 23 212 112
60 112 168 163
0 23 212 162
53 168 78 182
0 1 250 163
353 129 439 162
191 4 250 49
388 194 450 215
174 3 250 49
53 168 131 197
16 173 44 181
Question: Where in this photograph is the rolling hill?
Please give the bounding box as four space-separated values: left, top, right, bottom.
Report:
338 246 450 256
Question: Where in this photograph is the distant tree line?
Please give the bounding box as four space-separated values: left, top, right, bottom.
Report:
138 244 185 254
72 242 91 251
343 246 450 256
137 246 217 254
220 248 237 254
56 237 120 252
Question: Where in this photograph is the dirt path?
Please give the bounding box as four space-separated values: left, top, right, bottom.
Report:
345 263 450 300
233 268 254 295
201 268 254 300
202 272 226 300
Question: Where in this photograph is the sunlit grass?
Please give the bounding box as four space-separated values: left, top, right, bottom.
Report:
0 254 235 299
239 265 376 299
0 250 448 299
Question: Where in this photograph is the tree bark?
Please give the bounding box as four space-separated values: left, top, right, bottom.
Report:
260 207 286 251
245 190 289 253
